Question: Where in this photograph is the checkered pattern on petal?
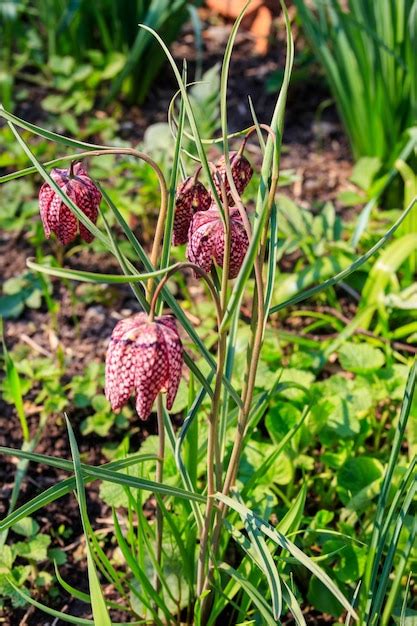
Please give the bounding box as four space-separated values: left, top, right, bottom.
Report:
37 163 101 245
158 316 183 410
105 336 138 410
56 202 78 245
227 209 249 279
105 313 183 421
187 207 249 279
173 177 211 246
39 183 55 238
186 209 218 274
134 322 170 420
214 152 253 205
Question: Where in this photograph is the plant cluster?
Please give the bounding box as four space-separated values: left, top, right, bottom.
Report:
0 5 417 626
0 0 196 112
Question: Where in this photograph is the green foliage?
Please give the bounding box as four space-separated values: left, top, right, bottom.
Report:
0 272 48 319
0 5 417 625
0 0 195 107
294 0 417 163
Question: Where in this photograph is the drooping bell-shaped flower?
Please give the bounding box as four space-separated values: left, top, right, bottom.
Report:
39 162 101 245
105 312 183 420
214 151 253 205
173 177 211 245
187 207 249 279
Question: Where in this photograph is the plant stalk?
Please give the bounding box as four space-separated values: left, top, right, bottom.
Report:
154 394 165 600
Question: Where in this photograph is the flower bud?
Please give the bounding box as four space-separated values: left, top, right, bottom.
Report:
38 163 101 245
214 151 253 205
105 313 183 420
173 177 211 245
187 207 249 279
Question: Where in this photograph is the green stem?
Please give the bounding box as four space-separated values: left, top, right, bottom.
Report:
197 170 231 602
154 395 165 602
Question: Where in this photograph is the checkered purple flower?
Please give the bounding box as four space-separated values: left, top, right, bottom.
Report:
187 207 249 279
105 313 183 420
173 177 211 245
39 162 101 245
214 151 253 205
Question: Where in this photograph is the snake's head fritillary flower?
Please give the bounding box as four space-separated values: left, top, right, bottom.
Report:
105 312 183 421
187 207 249 279
38 162 101 245
214 151 253 205
173 177 211 245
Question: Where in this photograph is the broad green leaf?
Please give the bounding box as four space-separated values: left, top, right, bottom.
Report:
338 457 384 504
338 343 385 374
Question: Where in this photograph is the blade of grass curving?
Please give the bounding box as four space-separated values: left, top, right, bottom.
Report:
159 74 185 279
282 579 307 626
55 563 132 616
352 132 417 246
170 396 205 532
113 511 169 623
54 562 91 604
0 106 111 151
0 445 205 501
26 258 179 283
380 513 417 626
219 1 250 161
370 475 417 621
380 456 417 544
243 505 283 619
217 493 358 620
167 82 252 148
248 95 267 152
65 416 112 626
270 196 417 314
399 573 413 626
345 583 361 626
155 493 194 588
0 446 156 474
1 319 29 442
138 24 224 218
276 482 307 536
221 0 294 330
99 203 148 307
6 579 145 625
363 361 416 616
218 563 277 626
0 453 157 532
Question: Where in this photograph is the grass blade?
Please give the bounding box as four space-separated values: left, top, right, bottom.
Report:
217 493 358 620
270 196 417 314
65 415 112 626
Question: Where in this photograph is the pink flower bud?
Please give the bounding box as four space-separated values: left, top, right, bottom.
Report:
39 163 101 245
105 312 183 421
187 207 249 279
214 151 253 205
173 177 211 245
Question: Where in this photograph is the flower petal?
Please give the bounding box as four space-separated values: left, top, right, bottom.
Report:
105 337 137 411
134 323 169 420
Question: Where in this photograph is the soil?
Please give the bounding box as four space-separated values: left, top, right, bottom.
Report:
0 9 356 626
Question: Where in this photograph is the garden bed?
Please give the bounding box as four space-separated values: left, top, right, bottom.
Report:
1 9 415 626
